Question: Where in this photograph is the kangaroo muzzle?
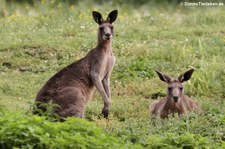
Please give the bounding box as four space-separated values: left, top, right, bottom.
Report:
173 96 179 102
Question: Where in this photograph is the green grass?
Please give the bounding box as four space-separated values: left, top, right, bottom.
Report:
0 0 225 148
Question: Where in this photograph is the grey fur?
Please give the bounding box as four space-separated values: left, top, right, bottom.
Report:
150 69 202 119
34 10 118 119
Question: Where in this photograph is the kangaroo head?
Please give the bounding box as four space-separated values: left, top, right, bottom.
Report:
155 69 194 103
92 10 118 41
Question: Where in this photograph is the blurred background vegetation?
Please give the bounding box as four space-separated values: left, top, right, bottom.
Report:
4 0 225 5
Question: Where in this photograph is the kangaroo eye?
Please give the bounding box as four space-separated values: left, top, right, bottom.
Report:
168 87 172 92
110 26 114 29
179 87 183 91
99 27 104 31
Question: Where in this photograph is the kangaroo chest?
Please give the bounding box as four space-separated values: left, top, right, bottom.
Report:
101 52 115 76
164 100 182 114
106 52 115 69
89 49 115 80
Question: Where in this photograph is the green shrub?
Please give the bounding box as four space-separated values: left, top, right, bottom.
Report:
148 132 210 149
0 112 132 149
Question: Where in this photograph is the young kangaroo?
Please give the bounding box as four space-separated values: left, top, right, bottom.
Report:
34 10 118 119
150 69 201 119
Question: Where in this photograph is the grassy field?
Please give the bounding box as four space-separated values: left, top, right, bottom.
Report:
0 0 225 148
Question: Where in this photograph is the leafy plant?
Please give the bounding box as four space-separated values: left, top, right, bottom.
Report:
32 101 61 121
148 132 210 149
0 112 134 149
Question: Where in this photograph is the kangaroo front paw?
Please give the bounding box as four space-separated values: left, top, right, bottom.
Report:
102 108 109 119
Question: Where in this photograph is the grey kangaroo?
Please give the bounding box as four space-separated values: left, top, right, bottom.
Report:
34 10 118 119
150 69 202 119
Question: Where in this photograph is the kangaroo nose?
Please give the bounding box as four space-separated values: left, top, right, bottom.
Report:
173 96 179 102
105 33 110 37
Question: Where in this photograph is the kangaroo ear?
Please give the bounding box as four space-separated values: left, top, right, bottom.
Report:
178 69 194 82
107 10 118 24
92 11 103 24
155 70 172 83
